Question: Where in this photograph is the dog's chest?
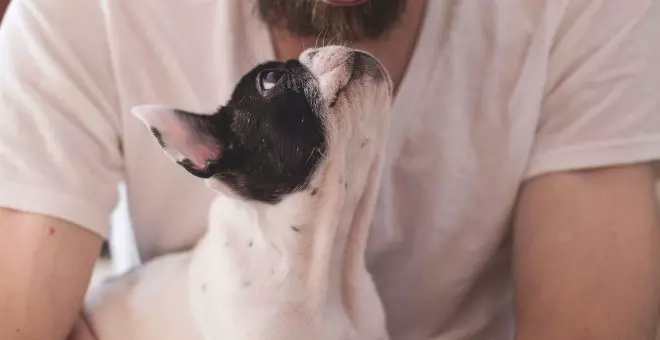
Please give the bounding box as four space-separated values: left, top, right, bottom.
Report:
187 229 307 339
190 224 304 297
185 196 350 339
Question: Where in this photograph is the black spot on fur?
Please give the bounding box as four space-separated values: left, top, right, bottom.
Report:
150 128 166 148
307 50 319 59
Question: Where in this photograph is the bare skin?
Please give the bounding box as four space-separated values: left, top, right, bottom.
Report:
0 208 102 340
514 164 660 340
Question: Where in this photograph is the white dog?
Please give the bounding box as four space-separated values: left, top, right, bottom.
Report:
74 46 393 340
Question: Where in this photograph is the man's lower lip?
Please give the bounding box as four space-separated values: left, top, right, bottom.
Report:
322 0 368 6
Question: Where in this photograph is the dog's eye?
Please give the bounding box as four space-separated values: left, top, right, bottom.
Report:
258 70 285 93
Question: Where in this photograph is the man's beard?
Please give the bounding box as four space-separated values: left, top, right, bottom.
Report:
257 0 406 41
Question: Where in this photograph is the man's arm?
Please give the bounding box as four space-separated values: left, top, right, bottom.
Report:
0 1 122 338
513 164 660 339
0 208 102 340
1 1 8 21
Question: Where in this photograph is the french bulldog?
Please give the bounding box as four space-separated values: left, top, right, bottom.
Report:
76 45 393 340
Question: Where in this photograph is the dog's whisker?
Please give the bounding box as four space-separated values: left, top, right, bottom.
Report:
322 27 329 47
240 38 259 67
316 147 327 159
314 30 322 48
328 34 338 46
242 50 257 68
306 148 316 163
306 146 327 164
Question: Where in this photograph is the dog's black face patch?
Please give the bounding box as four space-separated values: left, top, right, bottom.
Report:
170 60 326 203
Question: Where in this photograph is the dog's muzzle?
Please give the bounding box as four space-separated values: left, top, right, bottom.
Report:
348 50 393 94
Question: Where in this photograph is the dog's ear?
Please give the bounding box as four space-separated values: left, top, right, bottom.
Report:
131 105 225 178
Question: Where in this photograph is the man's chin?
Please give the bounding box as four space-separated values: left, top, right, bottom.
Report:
257 0 405 41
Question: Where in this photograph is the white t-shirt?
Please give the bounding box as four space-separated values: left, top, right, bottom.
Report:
1 0 659 338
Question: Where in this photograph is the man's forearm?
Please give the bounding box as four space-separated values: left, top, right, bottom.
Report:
0 209 102 340
0 283 84 340
513 165 660 339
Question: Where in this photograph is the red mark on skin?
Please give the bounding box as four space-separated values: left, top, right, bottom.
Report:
48 227 55 235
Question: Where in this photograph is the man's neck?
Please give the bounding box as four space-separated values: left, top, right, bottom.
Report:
269 0 428 95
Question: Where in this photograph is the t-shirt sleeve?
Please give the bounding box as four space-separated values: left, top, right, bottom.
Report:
0 0 123 237
524 0 660 179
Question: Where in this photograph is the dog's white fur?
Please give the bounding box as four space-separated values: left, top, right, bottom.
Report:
78 46 392 340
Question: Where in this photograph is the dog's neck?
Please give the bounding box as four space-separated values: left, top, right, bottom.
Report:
187 132 387 339
207 141 383 295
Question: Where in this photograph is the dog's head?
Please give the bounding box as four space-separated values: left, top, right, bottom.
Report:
133 46 392 203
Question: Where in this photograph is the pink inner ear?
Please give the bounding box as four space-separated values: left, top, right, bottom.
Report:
186 139 223 170
132 105 223 170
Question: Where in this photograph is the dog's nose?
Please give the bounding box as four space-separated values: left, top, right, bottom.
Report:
299 46 393 96
300 46 353 76
350 51 393 94
300 46 349 65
